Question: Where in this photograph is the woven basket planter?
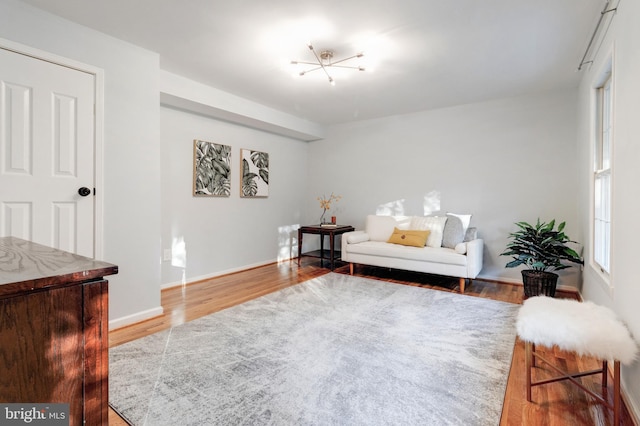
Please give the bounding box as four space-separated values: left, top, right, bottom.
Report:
521 270 559 298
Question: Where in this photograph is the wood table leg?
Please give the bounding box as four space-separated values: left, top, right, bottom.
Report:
297 228 302 266
329 233 335 270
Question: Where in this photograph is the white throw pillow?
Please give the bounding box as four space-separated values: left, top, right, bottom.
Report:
409 216 448 248
454 242 467 254
365 215 411 241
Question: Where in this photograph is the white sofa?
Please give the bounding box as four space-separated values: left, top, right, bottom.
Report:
341 214 483 293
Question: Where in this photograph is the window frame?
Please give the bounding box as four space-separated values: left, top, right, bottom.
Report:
592 63 613 281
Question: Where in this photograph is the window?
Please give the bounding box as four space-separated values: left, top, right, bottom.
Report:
594 73 612 275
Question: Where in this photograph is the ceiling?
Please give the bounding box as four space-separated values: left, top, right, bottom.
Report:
18 0 604 125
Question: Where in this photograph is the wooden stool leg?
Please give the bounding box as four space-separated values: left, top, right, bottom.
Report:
349 263 354 275
614 361 621 426
602 360 608 387
525 341 533 402
532 343 536 368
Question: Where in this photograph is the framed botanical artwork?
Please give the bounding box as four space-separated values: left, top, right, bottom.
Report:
193 139 231 197
240 149 269 197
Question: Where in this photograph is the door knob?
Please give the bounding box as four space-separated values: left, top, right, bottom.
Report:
78 187 92 197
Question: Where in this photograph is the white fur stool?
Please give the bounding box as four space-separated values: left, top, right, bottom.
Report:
516 296 637 425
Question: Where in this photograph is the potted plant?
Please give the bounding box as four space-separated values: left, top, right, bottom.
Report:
501 219 583 297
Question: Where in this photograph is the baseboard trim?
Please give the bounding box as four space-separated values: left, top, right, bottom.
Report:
621 379 640 426
477 275 523 286
161 259 277 290
476 274 580 294
109 306 164 331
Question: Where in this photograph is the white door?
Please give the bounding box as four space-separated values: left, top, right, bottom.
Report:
0 48 95 257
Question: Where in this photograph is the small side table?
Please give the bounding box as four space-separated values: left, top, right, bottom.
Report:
298 225 355 270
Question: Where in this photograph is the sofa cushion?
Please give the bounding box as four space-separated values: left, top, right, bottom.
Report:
447 212 472 234
409 216 448 248
442 215 464 248
347 241 467 266
346 232 370 244
365 215 411 241
464 227 478 242
387 227 430 247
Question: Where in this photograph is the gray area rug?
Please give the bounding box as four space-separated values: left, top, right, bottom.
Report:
110 273 519 425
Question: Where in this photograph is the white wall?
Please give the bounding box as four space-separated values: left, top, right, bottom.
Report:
0 0 163 325
307 90 581 287
159 106 309 286
576 0 640 418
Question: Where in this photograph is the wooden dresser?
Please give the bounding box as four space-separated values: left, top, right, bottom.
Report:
0 237 118 426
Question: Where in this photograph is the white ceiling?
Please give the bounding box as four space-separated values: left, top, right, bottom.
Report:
18 0 604 125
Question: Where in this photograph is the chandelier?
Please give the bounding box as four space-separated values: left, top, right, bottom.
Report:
290 43 365 85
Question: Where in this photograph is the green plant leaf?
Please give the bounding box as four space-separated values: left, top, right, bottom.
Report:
505 259 524 268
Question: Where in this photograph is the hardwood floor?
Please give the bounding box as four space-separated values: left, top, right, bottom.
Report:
108 259 637 426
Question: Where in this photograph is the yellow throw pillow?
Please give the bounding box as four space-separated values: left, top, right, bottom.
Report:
387 227 430 247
